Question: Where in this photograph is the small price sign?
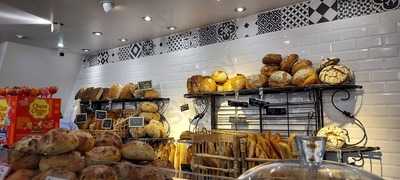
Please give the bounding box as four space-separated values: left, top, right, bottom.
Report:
75 113 87 124
0 163 10 180
45 176 67 180
95 110 107 120
180 104 189 112
128 117 144 128
138 80 152 90
102 118 113 129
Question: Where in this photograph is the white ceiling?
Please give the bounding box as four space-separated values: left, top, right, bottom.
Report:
0 0 306 54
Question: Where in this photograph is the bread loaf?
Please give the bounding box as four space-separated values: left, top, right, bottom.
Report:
33 169 77 180
85 146 121 165
199 76 217 93
269 71 292 87
113 161 140 180
262 53 282 65
8 150 40 170
109 84 123 100
318 58 340 72
216 85 224 92
95 131 122 148
292 67 318 87
39 151 85 172
187 75 203 94
144 120 166 138
211 70 228 84
13 135 41 154
121 141 155 161
222 79 234 92
69 130 95 152
231 74 246 91
261 65 280 78
6 169 37 180
140 102 159 113
38 128 79 155
245 74 267 89
74 88 86 100
100 88 111 101
88 88 103 101
80 87 92 101
139 112 161 123
80 165 118 180
144 89 160 99
119 83 137 99
319 65 352 85
280 54 299 73
291 59 312 74
129 127 146 138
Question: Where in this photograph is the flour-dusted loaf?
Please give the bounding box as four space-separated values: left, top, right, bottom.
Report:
144 120 166 138
280 54 299 73
32 168 77 180
85 146 121 165
80 165 118 180
88 87 103 101
318 57 340 73
6 169 37 180
291 59 313 74
211 70 228 84
139 112 161 123
245 74 267 89
292 67 318 87
13 135 41 154
39 151 85 172
38 128 79 155
100 88 111 101
8 150 40 170
69 130 95 152
262 53 282 65
95 131 122 148
261 65 280 78
121 140 155 161
129 127 146 138
269 71 293 87
113 161 141 180
140 102 159 113
199 76 217 93
319 65 352 85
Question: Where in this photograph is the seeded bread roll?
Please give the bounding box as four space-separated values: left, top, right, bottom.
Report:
291 59 313 74
69 130 95 152
211 70 228 84
80 165 118 180
140 102 159 113
85 146 121 165
319 65 352 85
199 76 217 93
33 168 77 180
6 169 37 180
39 151 85 172
95 131 122 148
269 71 292 88
262 53 282 65
38 128 79 155
292 67 318 87
8 150 40 170
280 54 299 73
231 74 247 91
261 65 280 78
245 74 267 89
13 135 41 154
120 141 155 161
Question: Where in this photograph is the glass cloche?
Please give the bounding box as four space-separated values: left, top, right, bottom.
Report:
238 136 382 180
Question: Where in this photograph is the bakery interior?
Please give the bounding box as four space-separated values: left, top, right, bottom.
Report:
0 0 399 179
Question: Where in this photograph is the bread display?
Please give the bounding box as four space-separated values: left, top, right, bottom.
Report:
144 89 160 99
139 112 161 123
144 120 167 138
13 135 40 153
80 165 118 180
319 65 352 85
39 151 85 172
8 150 40 170
86 146 121 165
70 130 95 152
6 169 37 180
280 54 299 73
211 70 228 84
129 127 146 138
245 74 267 89
262 53 282 65
199 76 217 93
75 88 86 100
119 83 137 99
187 75 203 94
140 102 159 113
317 125 348 150
292 67 318 87
88 87 103 101
95 131 123 148
231 74 247 91
33 168 77 180
261 65 280 78
223 79 234 92
291 59 312 74
121 140 156 161
109 84 123 100
318 57 340 72
38 128 79 155
269 71 292 87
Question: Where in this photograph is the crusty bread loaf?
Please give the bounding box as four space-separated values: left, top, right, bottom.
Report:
318 57 340 72
32 168 77 180
144 120 166 138
187 75 203 94
280 54 299 73
144 89 160 99
113 161 140 180
85 146 121 165
80 165 118 180
95 131 122 148
261 65 280 78
6 169 37 180
292 67 318 87
211 70 228 84
38 128 79 155
8 150 40 170
222 79 234 92
245 74 267 89
69 130 95 152
139 112 161 123
199 76 217 93
119 83 137 100
109 84 123 100
319 65 352 85
13 135 41 154
291 59 312 74
269 71 292 88
129 127 146 138
140 102 159 113
262 53 282 65
120 141 155 161
88 88 103 101
74 88 86 100
39 151 85 172
231 74 247 91
100 88 111 101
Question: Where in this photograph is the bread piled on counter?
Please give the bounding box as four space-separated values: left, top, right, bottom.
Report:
6 128 173 180
187 54 353 93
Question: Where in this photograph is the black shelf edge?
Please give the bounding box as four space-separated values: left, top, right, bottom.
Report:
80 97 170 104
184 84 363 98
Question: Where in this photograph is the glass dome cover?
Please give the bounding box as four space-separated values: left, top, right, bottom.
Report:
238 136 382 180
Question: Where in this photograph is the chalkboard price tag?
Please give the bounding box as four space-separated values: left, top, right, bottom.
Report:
138 80 152 90
180 104 189 112
128 117 144 128
0 163 10 180
45 176 67 180
75 113 87 124
102 118 113 130
95 110 107 120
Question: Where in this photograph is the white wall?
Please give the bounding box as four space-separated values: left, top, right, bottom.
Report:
0 42 81 117
74 11 400 179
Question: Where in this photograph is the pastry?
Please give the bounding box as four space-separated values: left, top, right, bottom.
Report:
318 57 340 72
129 127 146 138
280 54 299 73
140 102 159 113
199 76 217 93
262 53 282 65
80 165 118 180
211 70 228 84
39 151 85 172
6 169 37 180
222 79 234 92
144 89 160 99
8 150 40 170
121 141 155 161
32 169 77 180
319 65 352 85
292 67 318 87
95 131 123 148
109 84 123 100
291 59 313 74
261 65 280 78
187 75 203 94
144 120 166 138
85 146 121 165
119 83 137 100
13 135 41 154
269 71 292 87
70 130 95 152
245 74 267 89
231 74 247 91
38 128 79 155
139 112 161 123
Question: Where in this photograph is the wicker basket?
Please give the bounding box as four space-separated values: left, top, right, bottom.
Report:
87 118 129 139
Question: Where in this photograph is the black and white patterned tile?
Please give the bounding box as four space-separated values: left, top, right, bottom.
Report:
256 9 283 35
309 0 338 24
338 0 381 19
140 40 155 57
166 31 199 52
117 45 131 61
128 43 143 59
282 1 310 30
373 0 400 11
216 20 238 42
199 24 218 46
97 50 111 65
236 14 257 39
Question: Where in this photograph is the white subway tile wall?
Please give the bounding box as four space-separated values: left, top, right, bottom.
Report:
73 11 400 179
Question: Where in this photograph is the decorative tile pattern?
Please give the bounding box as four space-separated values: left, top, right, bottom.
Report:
117 45 131 61
141 40 155 57
199 25 218 46
338 0 380 19
256 9 282 35
373 0 400 10
216 21 238 42
309 0 338 24
166 31 199 52
97 50 110 65
282 1 310 30
129 43 142 59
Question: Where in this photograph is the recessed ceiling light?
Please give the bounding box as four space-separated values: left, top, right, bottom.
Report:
57 42 64 48
92 32 103 36
143 16 152 22
167 26 176 31
82 49 90 52
235 7 246 12
15 34 25 39
119 38 127 42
